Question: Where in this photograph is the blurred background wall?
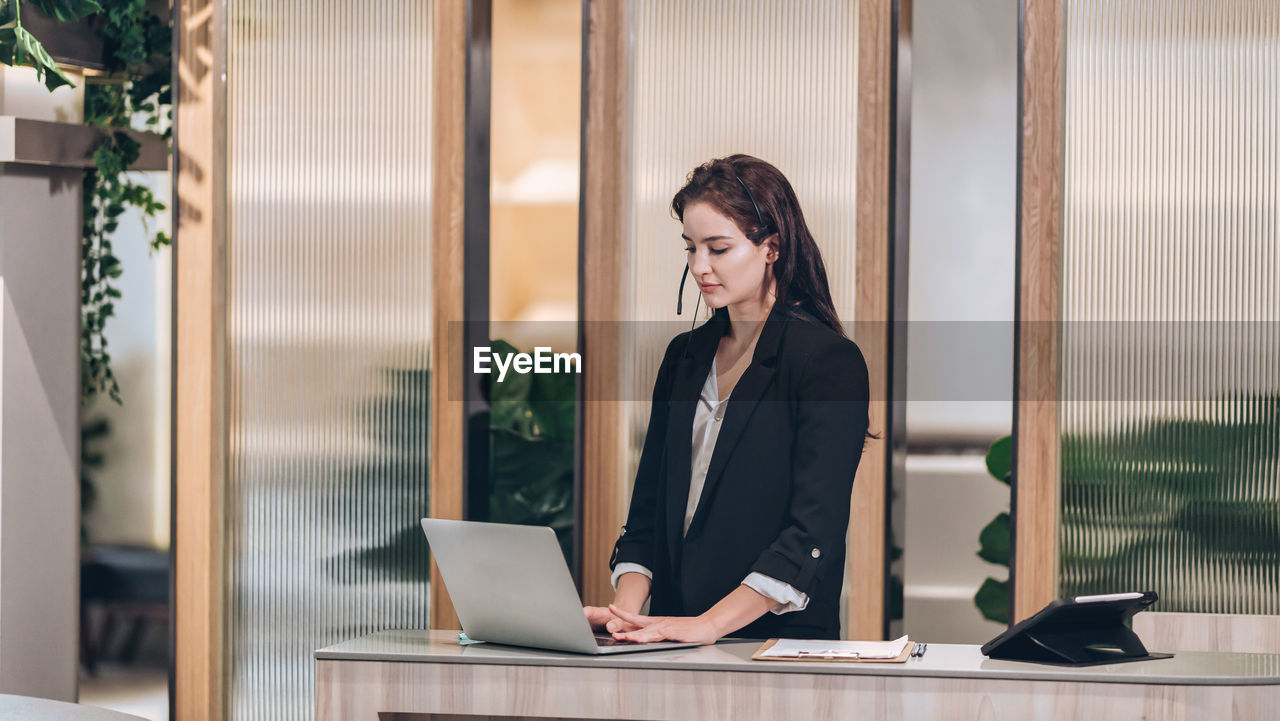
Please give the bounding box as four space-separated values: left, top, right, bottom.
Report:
490 0 579 348
902 0 1016 643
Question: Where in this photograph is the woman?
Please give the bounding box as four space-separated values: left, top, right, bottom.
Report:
584 154 872 643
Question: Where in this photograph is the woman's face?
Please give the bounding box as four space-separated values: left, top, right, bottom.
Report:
681 201 776 309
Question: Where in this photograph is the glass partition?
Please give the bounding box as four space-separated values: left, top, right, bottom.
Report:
225 2 434 718
1059 0 1280 612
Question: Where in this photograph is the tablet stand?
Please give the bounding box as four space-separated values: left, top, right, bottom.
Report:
981 591 1173 667
989 623 1156 665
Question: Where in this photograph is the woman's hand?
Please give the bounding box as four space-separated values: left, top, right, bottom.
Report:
607 604 721 645
582 606 641 634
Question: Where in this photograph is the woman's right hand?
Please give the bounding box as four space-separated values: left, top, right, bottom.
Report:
583 606 641 634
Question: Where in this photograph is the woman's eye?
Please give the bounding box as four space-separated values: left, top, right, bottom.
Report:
684 247 695 254
709 248 728 255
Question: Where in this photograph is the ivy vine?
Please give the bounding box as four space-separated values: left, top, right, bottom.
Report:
82 0 172 404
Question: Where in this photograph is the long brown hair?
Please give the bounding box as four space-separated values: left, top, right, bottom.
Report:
671 154 845 337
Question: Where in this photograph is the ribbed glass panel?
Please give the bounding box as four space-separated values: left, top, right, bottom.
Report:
226 3 433 719
1059 0 1280 612
620 0 859 509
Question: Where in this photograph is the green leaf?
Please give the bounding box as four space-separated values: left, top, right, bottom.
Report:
0 0 19 28
527 369 576 442
977 512 1010 566
974 577 1009 625
986 435 1012 484
6 22 76 90
29 0 103 22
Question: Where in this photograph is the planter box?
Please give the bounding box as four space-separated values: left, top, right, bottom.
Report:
20 3 107 71
0 116 167 170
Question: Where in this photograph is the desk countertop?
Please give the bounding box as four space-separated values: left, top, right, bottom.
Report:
316 629 1280 686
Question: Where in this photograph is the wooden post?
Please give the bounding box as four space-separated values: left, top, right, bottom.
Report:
173 0 227 717
428 0 468 632
1011 0 1065 623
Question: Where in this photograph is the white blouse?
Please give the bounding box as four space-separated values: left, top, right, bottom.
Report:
611 358 809 615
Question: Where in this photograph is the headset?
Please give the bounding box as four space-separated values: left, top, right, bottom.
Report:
677 172 777 327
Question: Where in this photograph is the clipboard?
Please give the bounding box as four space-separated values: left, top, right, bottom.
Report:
751 638 917 663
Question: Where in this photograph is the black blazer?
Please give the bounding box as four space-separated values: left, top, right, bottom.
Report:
609 299 871 640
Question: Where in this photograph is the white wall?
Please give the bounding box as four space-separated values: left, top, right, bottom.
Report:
0 64 83 702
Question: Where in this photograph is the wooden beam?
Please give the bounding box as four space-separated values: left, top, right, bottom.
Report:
429 0 467 632
1012 0 1064 623
577 0 627 608
850 0 897 641
173 0 226 717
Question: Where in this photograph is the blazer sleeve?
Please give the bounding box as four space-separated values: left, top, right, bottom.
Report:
746 338 871 598
609 334 684 572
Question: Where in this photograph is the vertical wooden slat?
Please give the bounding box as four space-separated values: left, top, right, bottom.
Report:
578 0 627 608
1012 0 1064 623
429 0 467 632
173 0 226 717
851 0 894 641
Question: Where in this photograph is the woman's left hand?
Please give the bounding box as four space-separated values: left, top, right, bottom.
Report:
607 604 721 645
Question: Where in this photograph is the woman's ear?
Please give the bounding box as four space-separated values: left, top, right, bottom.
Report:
765 236 780 264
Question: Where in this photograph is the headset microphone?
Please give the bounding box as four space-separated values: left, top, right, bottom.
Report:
677 264 689 315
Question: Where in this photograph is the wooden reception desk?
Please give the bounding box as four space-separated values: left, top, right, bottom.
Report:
316 630 1279 721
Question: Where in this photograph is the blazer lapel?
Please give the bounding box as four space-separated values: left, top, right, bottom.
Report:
684 303 790 538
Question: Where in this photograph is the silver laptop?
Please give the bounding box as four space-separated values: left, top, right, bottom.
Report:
420 518 700 655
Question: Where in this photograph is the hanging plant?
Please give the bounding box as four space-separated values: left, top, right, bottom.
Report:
81 0 172 404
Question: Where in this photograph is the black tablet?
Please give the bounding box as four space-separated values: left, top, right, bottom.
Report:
980 591 1172 666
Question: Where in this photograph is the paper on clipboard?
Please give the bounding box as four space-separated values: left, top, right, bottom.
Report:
755 635 911 660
